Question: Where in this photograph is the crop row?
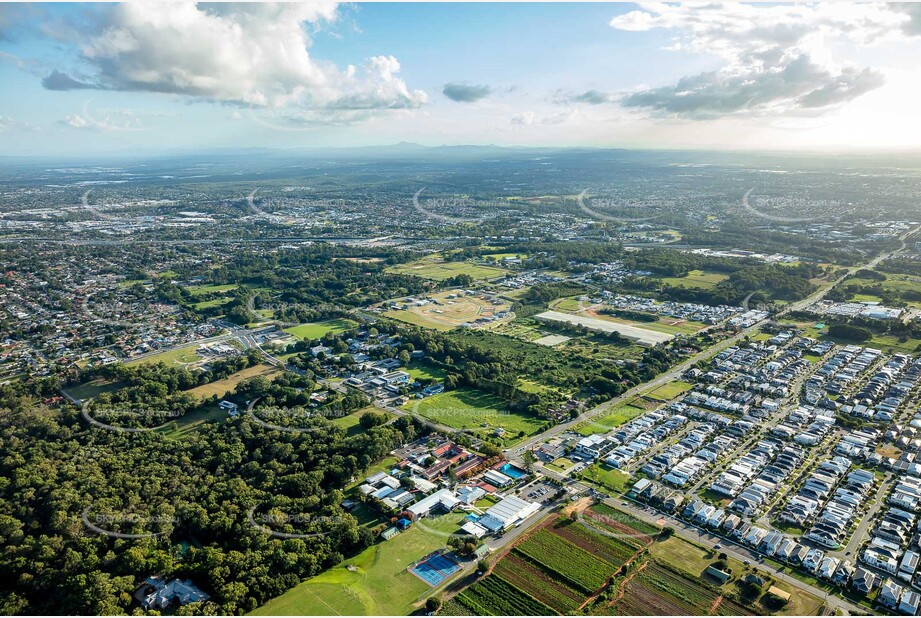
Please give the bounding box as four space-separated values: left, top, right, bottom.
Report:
515 529 614 593
455 574 556 616
493 552 585 613
554 520 639 566
639 563 721 612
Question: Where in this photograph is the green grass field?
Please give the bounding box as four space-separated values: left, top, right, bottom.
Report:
550 297 587 312
252 511 470 616
644 380 693 401
845 273 921 308
156 404 227 439
657 269 728 290
405 362 447 382
190 297 233 310
63 378 124 401
388 256 508 281
284 318 358 340
126 345 202 366
409 388 543 441
500 286 534 300
186 283 239 296
577 401 647 435
330 406 393 437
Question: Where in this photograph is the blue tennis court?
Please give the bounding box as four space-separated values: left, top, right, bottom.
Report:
410 554 460 586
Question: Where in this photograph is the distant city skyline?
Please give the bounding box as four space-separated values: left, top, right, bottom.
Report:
3 2 921 155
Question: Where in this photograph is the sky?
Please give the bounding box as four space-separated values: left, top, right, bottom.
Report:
3 2 921 156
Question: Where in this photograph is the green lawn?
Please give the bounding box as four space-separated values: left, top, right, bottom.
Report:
284 319 358 340
550 297 586 312
405 362 447 382
252 511 470 616
474 494 500 509
579 464 631 493
409 388 543 441
545 457 577 473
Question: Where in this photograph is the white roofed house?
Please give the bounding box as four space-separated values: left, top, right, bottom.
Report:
818 556 840 581
899 589 921 615
140 577 209 610
572 434 609 461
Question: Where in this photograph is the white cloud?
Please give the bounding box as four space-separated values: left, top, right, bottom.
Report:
46 2 425 114
511 109 576 126
609 2 908 118
62 114 91 129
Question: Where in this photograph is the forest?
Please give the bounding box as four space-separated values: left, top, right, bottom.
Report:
0 387 426 615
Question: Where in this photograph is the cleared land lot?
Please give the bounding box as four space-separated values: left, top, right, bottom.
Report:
384 291 512 330
184 364 282 399
535 310 673 346
533 334 571 347
125 344 202 366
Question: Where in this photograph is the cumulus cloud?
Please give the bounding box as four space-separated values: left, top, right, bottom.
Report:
43 2 426 115
0 115 13 131
442 83 491 103
893 2 921 35
609 2 906 118
42 69 95 91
